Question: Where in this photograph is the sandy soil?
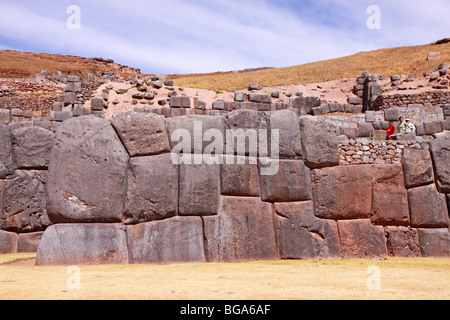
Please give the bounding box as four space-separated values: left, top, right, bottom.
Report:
1 255 449 300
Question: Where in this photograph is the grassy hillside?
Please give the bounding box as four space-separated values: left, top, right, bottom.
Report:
0 50 134 79
171 42 450 91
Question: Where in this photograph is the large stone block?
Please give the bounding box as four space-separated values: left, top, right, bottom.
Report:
127 216 206 264
300 116 339 169
220 155 260 197
225 109 267 157
408 184 449 228
17 231 44 253
274 201 340 260
417 229 450 257
289 97 321 116
203 196 278 262
112 112 170 157
402 148 434 189
0 124 16 178
384 226 421 257
337 219 388 259
430 137 450 193
47 116 129 223
371 165 410 226
268 109 302 159
312 165 373 220
36 224 129 266
423 121 443 136
123 154 178 225
0 230 17 253
258 159 312 203
1 170 50 233
10 126 55 169
166 115 225 155
179 154 220 216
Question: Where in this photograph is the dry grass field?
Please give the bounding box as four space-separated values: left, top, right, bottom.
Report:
171 42 450 91
0 253 448 300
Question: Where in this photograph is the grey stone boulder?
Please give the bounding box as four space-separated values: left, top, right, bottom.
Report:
274 201 340 260
112 112 170 157
408 184 449 228
178 154 220 216
47 116 129 223
248 83 262 91
225 109 267 157
203 196 278 262
36 223 129 266
0 124 16 178
430 136 450 193
11 126 55 169
0 230 17 254
17 231 44 253
220 155 260 197
268 109 302 159
289 97 321 116
152 81 163 89
258 159 312 203
123 154 178 225
417 229 450 258
127 217 206 264
1 170 50 233
300 116 340 169
402 148 434 189
166 115 226 155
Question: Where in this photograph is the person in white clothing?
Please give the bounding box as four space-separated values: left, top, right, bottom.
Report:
405 119 416 133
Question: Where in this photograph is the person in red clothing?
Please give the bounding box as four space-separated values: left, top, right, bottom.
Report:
386 121 396 139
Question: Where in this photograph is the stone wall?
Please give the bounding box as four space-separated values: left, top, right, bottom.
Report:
1 109 448 264
374 91 450 110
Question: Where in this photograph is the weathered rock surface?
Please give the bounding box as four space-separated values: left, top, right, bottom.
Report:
178 155 220 216
127 217 205 264
430 136 450 193
225 109 267 157
11 126 55 169
1 170 50 233
47 116 129 223
17 231 44 253
268 109 302 159
402 148 434 189
408 184 449 228
112 112 170 157
123 154 178 225
258 159 312 203
203 196 278 262
0 230 17 253
220 155 260 197
300 116 339 169
0 124 16 178
166 115 225 155
338 219 388 259
371 165 409 226
36 224 129 266
417 228 450 257
274 201 340 260
312 165 373 220
384 226 421 257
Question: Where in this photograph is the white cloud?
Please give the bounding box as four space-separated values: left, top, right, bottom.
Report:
0 0 448 74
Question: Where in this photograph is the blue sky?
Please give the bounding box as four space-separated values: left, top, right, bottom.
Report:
0 0 449 74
